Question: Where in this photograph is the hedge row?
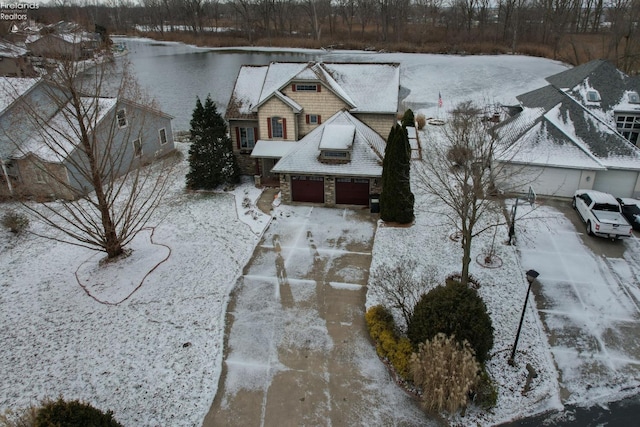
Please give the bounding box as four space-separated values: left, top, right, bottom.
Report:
365 305 412 379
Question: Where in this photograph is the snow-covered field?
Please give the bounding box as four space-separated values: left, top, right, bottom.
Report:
2 46 637 426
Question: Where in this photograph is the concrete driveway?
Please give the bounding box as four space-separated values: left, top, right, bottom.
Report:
203 205 429 427
515 199 640 404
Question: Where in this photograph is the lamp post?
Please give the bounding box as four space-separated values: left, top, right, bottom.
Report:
508 269 540 366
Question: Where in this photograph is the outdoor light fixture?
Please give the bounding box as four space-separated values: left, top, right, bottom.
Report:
508 269 540 366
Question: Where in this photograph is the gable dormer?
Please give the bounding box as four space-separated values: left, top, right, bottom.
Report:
318 124 355 163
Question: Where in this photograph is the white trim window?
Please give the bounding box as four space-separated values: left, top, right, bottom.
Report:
240 127 255 149
615 114 640 145
116 108 127 128
132 138 143 157
158 128 168 145
271 117 284 138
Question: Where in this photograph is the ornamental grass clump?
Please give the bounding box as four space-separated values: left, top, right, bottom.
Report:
410 333 480 414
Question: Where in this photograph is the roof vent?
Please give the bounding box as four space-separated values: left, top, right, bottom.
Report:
629 91 640 104
586 90 601 102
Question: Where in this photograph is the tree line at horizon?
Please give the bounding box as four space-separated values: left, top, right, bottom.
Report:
12 0 640 73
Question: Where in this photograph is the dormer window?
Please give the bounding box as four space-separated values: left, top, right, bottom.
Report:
319 124 355 163
630 91 640 104
586 90 601 102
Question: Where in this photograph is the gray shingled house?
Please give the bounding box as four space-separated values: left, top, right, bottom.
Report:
493 59 640 198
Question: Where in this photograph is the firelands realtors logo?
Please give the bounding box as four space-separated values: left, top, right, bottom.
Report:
1 2 39 21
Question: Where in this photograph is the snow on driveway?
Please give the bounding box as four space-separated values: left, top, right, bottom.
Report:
515 202 640 404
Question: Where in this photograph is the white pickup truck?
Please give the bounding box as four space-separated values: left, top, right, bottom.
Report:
572 190 633 239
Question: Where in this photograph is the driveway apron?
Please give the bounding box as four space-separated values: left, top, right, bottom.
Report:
203 205 427 426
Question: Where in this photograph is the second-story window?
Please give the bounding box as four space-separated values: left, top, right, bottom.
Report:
271 117 284 138
116 108 127 128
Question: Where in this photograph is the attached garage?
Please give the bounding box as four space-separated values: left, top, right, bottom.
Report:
291 175 324 203
498 164 582 198
336 177 370 205
593 170 639 198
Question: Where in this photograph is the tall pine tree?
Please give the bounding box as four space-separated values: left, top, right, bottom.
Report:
380 123 414 224
186 95 240 189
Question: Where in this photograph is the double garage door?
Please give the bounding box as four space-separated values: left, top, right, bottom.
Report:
290 176 370 205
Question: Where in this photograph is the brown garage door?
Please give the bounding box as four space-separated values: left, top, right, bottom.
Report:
336 177 370 205
291 175 324 203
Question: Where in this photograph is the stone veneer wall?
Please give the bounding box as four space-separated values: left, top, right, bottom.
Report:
324 176 336 207
279 174 291 202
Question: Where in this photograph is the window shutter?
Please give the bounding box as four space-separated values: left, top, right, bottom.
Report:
317 115 321 124
254 127 258 141
235 127 240 149
292 84 296 92
317 85 321 92
305 114 310 124
283 118 287 139
267 118 272 138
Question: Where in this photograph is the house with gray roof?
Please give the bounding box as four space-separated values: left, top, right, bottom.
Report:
0 40 36 77
0 78 175 200
493 59 640 198
226 61 399 206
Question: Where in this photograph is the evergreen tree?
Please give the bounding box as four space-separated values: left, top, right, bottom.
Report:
380 124 414 224
401 108 415 127
186 95 240 189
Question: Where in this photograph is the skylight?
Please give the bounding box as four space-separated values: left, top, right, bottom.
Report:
629 91 640 104
586 90 601 102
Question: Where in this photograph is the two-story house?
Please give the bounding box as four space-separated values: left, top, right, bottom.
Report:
225 61 400 207
493 59 640 198
0 78 175 200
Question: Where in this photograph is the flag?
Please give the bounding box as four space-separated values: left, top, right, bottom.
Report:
438 91 443 108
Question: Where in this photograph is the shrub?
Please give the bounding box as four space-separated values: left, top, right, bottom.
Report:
407 281 494 363
2 210 29 234
474 366 498 409
446 145 473 166
410 333 480 414
0 406 38 427
401 109 415 127
365 305 412 379
35 398 123 427
416 114 426 130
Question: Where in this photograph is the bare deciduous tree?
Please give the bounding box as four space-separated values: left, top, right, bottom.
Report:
414 101 505 286
0 58 174 260
369 260 437 330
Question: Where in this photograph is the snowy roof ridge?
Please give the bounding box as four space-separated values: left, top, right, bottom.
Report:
271 91 303 113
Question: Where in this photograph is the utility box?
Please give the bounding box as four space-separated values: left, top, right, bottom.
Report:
370 194 380 213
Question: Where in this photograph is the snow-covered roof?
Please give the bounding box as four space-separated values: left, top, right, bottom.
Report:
250 140 297 158
225 65 269 119
13 97 117 163
319 124 355 150
0 77 40 116
0 40 27 58
227 61 400 119
271 111 384 177
494 59 640 171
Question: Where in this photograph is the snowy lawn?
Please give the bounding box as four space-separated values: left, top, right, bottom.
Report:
0 142 270 426
367 172 562 425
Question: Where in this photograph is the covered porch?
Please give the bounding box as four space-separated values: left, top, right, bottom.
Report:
250 140 296 187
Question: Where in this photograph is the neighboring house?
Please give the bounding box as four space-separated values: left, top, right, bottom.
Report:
493 59 640 198
0 78 174 200
0 40 36 77
225 61 400 206
26 32 101 61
